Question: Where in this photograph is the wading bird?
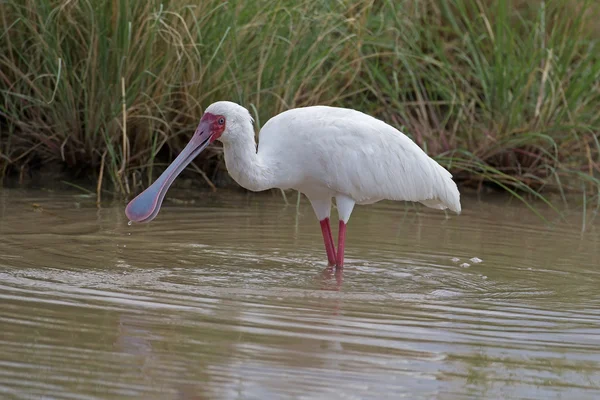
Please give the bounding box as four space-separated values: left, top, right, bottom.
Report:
125 101 461 267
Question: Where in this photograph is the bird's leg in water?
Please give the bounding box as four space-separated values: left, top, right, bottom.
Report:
319 218 337 266
310 198 336 266
335 195 355 268
336 221 347 267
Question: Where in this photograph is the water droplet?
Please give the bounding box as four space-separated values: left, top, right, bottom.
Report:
128 221 132 226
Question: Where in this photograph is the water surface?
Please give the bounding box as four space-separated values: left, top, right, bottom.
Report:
0 188 599 399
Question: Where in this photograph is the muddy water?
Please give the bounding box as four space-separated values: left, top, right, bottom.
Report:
0 188 599 399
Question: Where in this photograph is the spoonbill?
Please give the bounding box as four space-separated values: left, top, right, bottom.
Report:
125 101 461 267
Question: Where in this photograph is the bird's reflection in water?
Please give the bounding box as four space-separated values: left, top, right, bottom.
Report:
319 266 343 291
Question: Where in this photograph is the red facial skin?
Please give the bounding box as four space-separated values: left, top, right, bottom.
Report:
202 112 226 143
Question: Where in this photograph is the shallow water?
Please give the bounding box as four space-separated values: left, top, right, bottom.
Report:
0 188 599 399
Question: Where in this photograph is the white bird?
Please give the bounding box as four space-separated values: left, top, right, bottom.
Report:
125 101 461 267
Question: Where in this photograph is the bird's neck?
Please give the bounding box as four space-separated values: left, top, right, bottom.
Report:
222 126 272 192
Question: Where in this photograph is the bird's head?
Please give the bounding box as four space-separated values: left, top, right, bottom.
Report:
125 101 253 223
202 101 254 144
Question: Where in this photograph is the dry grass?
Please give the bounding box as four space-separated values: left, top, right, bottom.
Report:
1 0 599 209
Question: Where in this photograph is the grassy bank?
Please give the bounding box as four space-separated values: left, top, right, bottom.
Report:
1 0 599 206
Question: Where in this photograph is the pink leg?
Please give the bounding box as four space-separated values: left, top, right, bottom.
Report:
319 218 337 266
336 220 347 268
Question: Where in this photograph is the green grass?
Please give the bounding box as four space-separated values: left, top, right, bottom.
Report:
1 0 599 208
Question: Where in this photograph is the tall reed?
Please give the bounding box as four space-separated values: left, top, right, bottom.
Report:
1 0 598 206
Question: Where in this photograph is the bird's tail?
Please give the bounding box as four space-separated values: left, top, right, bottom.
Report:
419 161 461 214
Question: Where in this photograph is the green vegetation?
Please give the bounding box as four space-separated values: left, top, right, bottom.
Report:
1 0 599 205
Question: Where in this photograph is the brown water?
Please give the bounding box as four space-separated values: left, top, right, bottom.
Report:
0 188 599 399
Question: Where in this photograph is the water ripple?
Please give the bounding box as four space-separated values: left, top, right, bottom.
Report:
0 189 599 399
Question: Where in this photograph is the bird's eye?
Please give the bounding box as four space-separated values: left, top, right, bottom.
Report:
218 117 225 125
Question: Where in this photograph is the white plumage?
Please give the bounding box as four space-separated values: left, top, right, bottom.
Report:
126 101 461 268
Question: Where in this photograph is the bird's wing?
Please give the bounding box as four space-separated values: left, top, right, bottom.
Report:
300 108 461 213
